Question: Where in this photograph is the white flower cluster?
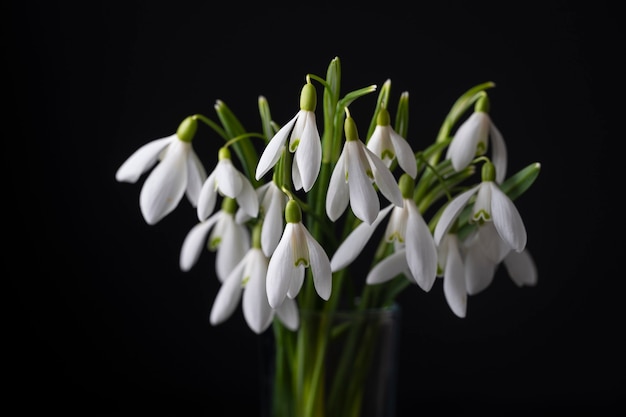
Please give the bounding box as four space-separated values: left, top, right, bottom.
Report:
116 60 539 332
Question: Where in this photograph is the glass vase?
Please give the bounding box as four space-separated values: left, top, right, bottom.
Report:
259 304 401 417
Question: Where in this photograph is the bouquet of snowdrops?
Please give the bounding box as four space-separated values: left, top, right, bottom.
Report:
115 56 540 416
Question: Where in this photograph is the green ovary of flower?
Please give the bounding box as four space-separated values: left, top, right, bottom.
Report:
176 116 197 143
299 82 317 112
285 199 302 223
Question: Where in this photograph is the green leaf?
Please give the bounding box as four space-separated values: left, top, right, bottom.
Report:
366 79 391 139
394 91 410 139
501 162 541 201
337 84 378 111
258 95 274 144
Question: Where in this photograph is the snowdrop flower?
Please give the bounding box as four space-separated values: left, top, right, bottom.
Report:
210 225 299 334
332 174 437 292
255 81 321 192
326 110 404 225
434 161 527 255
197 146 259 221
180 197 250 282
446 94 507 183
115 116 207 225
437 233 467 318
266 200 332 309
367 105 417 178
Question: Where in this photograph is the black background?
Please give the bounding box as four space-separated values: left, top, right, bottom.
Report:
6 1 623 415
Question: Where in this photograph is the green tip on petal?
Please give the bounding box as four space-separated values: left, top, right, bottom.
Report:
344 115 359 142
176 116 198 143
285 199 302 223
218 146 231 160
377 107 390 126
481 160 496 182
300 83 317 112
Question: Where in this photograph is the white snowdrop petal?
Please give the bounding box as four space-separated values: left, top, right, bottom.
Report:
389 129 417 178
236 174 259 218
364 146 403 207
366 251 409 285
185 149 207 207
434 185 480 245
331 205 394 272
295 112 322 192
489 183 527 252
326 151 349 221
464 243 496 295
179 214 221 271
266 224 295 308
276 298 299 331
115 136 173 183
242 250 273 334
197 171 218 221
443 237 467 318
215 216 250 282
346 142 379 224
504 249 538 287
489 121 508 184
256 115 298 180
447 113 484 172
139 141 188 225
210 260 246 326
304 228 332 300
405 201 438 292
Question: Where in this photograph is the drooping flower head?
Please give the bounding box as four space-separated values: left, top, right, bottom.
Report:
209 224 299 334
179 197 250 282
434 160 527 255
255 80 322 192
446 93 508 184
266 199 332 308
197 146 259 221
331 174 437 292
326 109 404 225
366 103 417 179
115 116 207 225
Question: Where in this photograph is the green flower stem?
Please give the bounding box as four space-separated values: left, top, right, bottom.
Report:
191 113 228 140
